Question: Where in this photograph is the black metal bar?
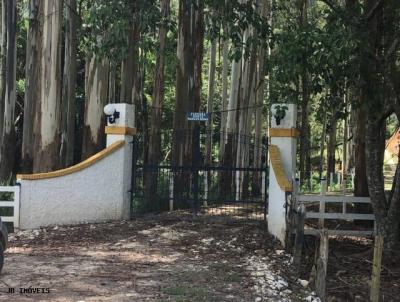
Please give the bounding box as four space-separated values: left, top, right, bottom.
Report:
130 137 137 219
134 164 266 172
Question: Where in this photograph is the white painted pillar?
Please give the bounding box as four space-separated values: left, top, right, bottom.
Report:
104 103 135 220
268 103 297 245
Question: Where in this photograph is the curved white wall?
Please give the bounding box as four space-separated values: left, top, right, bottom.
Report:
18 142 132 229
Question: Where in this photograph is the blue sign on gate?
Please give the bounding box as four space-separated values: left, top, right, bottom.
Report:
186 112 209 121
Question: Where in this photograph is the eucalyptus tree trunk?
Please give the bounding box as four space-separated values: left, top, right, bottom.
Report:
342 92 349 190
298 0 311 186
194 0 204 114
219 32 229 163
33 0 62 173
345 103 354 174
120 28 134 104
219 50 241 196
319 109 327 180
253 0 269 194
235 28 251 170
0 0 16 181
237 42 257 198
108 65 116 103
21 0 42 173
145 0 170 206
205 38 217 166
0 1 6 151
172 0 196 167
61 0 77 167
82 56 109 159
327 112 337 187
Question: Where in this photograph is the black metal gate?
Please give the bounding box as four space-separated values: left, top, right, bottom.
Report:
132 128 269 222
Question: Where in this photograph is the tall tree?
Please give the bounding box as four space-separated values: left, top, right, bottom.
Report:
0 1 6 152
298 0 311 186
219 22 229 163
363 0 400 249
146 0 170 199
172 0 197 167
0 0 17 181
82 56 109 159
61 0 78 167
33 0 62 173
21 0 42 173
253 0 269 193
205 31 217 166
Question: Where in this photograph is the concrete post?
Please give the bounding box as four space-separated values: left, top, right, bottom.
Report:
268 103 298 245
104 103 135 220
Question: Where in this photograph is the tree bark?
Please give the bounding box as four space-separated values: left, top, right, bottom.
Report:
108 65 116 104
298 0 311 187
144 1 170 206
354 105 369 196
205 38 216 166
21 0 42 173
253 0 269 194
172 0 196 167
61 0 77 168
82 56 109 159
0 0 16 181
362 0 400 249
219 28 229 163
219 38 241 196
0 1 6 151
120 27 134 104
148 0 170 167
327 111 337 187
319 109 327 180
33 0 62 173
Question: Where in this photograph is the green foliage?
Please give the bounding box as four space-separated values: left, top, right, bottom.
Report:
82 0 162 62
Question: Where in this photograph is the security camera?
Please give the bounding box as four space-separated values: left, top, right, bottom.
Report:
104 104 120 124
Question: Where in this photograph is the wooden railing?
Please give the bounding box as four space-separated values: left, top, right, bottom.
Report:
0 186 20 229
296 194 375 237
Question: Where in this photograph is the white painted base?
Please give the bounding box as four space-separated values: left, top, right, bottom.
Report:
18 142 132 229
268 165 287 244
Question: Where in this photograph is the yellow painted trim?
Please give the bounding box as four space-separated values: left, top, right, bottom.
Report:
17 141 126 180
269 128 300 138
269 145 293 192
105 126 136 136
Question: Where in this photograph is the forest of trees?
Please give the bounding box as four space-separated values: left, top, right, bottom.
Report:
0 0 399 248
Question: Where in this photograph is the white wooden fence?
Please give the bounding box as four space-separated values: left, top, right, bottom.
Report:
296 194 375 237
0 186 20 229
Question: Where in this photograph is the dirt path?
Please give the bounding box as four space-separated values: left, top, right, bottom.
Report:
0 213 317 301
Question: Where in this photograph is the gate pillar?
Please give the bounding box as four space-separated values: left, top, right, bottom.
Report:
268 103 298 246
104 103 136 219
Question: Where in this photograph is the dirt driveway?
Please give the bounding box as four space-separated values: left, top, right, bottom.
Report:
0 213 316 302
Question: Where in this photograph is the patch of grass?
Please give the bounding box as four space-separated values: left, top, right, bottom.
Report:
162 285 210 301
224 272 242 283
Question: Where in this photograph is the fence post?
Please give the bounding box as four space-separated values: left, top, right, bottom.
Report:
370 235 384 302
315 230 329 302
293 204 305 270
261 171 266 201
14 185 20 230
235 171 240 201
